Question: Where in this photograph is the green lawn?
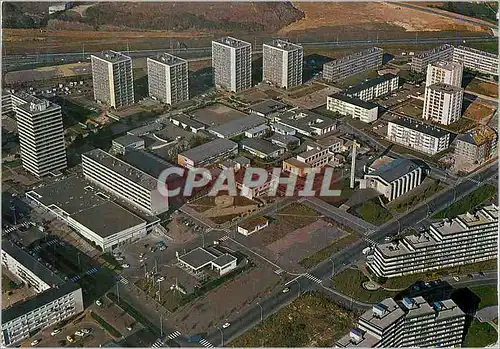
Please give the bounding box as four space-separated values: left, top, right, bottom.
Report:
469 285 499 309
354 199 393 226
463 320 498 347
432 184 497 219
228 292 357 347
391 180 444 214
300 233 359 268
332 268 396 303
90 311 122 338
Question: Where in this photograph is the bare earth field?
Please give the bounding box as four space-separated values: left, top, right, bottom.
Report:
466 79 499 99
464 99 497 123
280 2 489 34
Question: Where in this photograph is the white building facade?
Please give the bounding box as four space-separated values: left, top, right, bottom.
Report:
212 37 252 92
344 74 399 102
453 45 499 76
147 53 189 105
336 297 465 348
368 204 498 278
91 51 134 108
387 116 451 155
16 98 67 177
327 93 378 123
422 83 463 125
81 149 168 215
426 61 463 88
263 39 303 89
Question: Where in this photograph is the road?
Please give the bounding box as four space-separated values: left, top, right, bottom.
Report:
197 162 497 347
3 36 496 70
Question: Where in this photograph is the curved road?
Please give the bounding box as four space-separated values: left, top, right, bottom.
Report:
192 162 498 347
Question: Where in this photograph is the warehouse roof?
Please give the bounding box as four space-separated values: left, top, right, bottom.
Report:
179 138 238 163
208 115 266 138
112 134 144 147
178 247 217 270
249 100 288 116
170 113 206 130
240 138 282 155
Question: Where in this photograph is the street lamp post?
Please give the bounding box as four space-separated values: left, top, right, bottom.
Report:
257 302 263 323
218 327 224 347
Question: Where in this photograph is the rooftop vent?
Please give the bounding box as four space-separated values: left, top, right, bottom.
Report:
373 304 387 318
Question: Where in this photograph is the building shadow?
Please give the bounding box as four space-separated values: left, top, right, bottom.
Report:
252 56 263 86
461 71 477 89
462 93 477 114
382 53 394 65
189 66 213 98
303 54 334 83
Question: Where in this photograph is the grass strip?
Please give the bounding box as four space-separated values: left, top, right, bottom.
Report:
90 311 121 338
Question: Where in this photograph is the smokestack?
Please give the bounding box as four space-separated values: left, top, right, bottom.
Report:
350 141 357 189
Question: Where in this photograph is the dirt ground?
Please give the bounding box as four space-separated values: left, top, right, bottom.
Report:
188 195 260 224
283 83 340 109
466 80 499 99
279 2 488 34
167 265 281 336
464 99 497 123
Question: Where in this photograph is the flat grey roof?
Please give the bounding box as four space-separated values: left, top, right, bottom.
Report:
149 53 187 66
27 176 107 215
241 138 282 155
427 82 462 93
366 158 423 183
389 115 450 138
249 99 288 116
264 39 302 52
122 150 174 179
170 113 205 130
211 254 237 267
268 133 300 146
329 93 378 110
16 97 60 115
213 36 251 48
112 134 144 147
359 298 405 331
245 124 269 135
2 239 64 287
344 74 398 95
276 109 337 135
208 115 266 137
71 201 145 238
178 247 217 269
127 123 163 136
233 156 251 166
92 50 131 63
2 281 80 324
83 149 158 190
179 138 238 163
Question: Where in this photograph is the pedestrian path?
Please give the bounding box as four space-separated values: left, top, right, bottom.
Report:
304 273 322 284
167 331 181 340
199 339 214 348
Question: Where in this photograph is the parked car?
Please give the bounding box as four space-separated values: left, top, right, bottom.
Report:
222 322 231 329
75 331 84 337
453 276 460 282
50 329 62 336
156 276 165 283
282 287 290 294
95 299 103 306
30 340 40 346
121 263 130 268
81 328 91 334
66 336 74 343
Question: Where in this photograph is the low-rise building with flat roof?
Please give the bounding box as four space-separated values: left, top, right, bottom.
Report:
208 114 266 139
237 217 269 236
368 204 498 278
177 247 237 276
249 99 288 117
327 93 379 123
336 296 465 347
274 109 337 138
169 113 206 133
240 138 284 159
267 133 300 149
244 124 270 138
387 115 451 155
235 169 278 199
111 134 145 155
1 240 84 347
178 138 238 169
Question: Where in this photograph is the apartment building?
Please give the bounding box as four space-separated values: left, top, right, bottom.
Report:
262 39 303 89
283 135 343 176
274 109 337 138
425 61 463 88
411 44 454 73
16 97 67 177
454 125 498 165
323 47 383 82
91 50 134 108
1 240 84 347
178 138 238 169
81 149 169 215
453 45 499 76
387 116 451 155
368 204 498 278
147 53 189 105
327 93 379 123
344 74 399 101
2 91 12 115
212 36 252 92
422 83 463 125
363 157 425 201
336 296 465 348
